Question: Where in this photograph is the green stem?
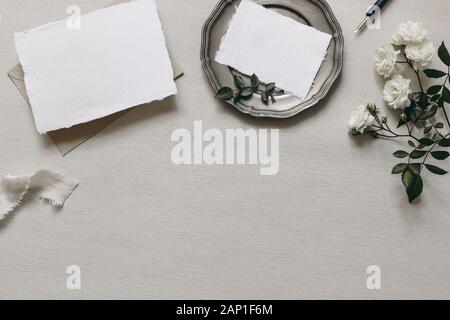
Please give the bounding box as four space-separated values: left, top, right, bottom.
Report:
442 105 450 128
405 56 425 93
415 133 450 172
377 119 420 141
372 124 420 142
420 143 438 172
415 70 425 93
405 121 413 135
369 132 399 139
440 68 450 128
426 115 446 138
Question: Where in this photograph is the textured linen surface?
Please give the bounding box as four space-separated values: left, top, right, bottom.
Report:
14 0 177 133
215 0 332 100
0 170 79 219
1 0 450 300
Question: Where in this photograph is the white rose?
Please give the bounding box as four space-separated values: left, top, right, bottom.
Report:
383 75 412 110
392 21 428 45
405 40 435 70
348 105 376 134
374 44 400 78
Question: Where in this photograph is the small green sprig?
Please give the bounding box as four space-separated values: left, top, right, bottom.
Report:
215 74 278 106
359 41 450 203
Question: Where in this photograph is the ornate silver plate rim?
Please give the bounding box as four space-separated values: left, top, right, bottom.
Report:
200 0 344 118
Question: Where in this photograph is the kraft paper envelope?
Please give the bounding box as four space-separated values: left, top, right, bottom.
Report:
8 0 183 156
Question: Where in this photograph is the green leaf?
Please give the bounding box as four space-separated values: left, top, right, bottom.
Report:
402 169 414 188
423 69 447 78
240 87 253 99
392 163 408 174
419 138 434 146
261 91 269 105
438 138 450 147
411 109 421 123
418 112 430 121
443 87 450 103
233 92 241 103
410 150 427 159
438 41 450 66
398 101 415 127
417 144 426 150
418 94 429 109
250 74 259 90
265 83 276 93
405 172 423 203
408 140 416 148
430 104 439 116
431 94 441 102
431 151 450 160
269 95 275 104
215 87 233 100
424 126 433 134
427 85 443 95
402 170 423 203
393 150 409 158
409 163 421 175
438 97 445 108
397 119 407 128
419 105 438 120
233 75 245 90
435 122 444 129
425 164 448 175
397 117 407 128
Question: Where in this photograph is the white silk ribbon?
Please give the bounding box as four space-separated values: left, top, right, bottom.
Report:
0 170 79 220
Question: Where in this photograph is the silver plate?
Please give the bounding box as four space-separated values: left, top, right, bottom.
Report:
201 0 344 118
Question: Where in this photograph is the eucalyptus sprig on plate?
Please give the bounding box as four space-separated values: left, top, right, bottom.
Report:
349 21 450 203
215 73 278 106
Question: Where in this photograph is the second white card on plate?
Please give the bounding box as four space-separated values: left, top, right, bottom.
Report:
215 0 332 101
15 0 177 134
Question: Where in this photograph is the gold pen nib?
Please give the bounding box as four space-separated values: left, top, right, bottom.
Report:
354 16 369 34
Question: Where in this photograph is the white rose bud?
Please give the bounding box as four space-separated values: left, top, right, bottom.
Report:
348 105 376 134
383 75 412 110
392 21 428 45
374 44 401 78
400 113 408 122
405 40 436 70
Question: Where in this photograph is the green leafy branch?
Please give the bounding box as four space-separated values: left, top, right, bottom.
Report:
367 41 450 203
215 74 278 106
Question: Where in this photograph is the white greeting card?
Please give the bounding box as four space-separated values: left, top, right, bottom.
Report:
215 0 332 100
14 0 177 134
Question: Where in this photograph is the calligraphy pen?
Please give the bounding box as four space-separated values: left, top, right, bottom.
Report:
354 0 392 34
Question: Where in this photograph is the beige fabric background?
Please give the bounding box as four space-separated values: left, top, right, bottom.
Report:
0 0 449 299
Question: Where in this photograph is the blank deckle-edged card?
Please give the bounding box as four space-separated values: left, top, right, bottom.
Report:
9 0 183 156
215 0 332 101
8 57 183 156
14 0 176 134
